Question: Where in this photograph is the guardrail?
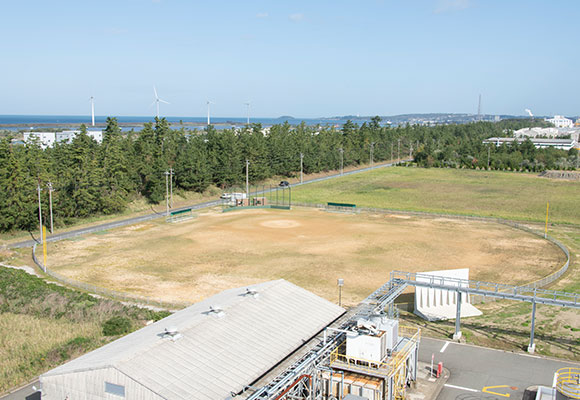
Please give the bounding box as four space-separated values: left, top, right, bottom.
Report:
32 243 190 311
293 202 571 294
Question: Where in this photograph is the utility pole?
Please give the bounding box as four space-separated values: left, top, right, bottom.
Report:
47 181 54 234
391 142 393 161
164 171 170 216
245 159 250 198
169 167 174 208
397 138 401 161
370 142 375 166
300 153 304 184
37 181 43 246
487 145 491 169
339 147 344 176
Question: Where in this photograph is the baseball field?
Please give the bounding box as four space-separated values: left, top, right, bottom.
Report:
47 206 565 306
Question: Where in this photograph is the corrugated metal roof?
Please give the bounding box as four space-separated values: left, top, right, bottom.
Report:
41 279 344 400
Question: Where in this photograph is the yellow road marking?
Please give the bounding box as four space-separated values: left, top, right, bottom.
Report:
482 385 511 397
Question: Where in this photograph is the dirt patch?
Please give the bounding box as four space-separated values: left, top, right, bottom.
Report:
539 170 580 181
48 208 566 306
260 220 302 229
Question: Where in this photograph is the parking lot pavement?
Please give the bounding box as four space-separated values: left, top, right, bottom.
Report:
419 337 579 400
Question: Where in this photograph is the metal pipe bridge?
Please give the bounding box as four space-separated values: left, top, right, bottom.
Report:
389 270 579 352
246 272 579 400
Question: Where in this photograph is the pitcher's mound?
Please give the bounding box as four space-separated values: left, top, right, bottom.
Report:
260 220 301 229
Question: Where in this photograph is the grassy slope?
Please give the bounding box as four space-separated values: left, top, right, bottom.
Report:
293 167 580 359
292 167 580 225
0 267 169 394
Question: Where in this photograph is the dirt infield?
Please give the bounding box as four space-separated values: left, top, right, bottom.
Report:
48 207 565 306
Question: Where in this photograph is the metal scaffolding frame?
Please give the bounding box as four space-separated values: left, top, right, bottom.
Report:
245 280 419 400
389 270 580 351
247 271 580 400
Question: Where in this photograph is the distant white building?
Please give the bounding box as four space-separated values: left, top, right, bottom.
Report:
514 126 580 144
22 131 56 149
545 115 573 128
483 137 576 151
23 130 103 149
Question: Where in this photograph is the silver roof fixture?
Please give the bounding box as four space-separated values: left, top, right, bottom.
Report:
245 288 259 298
209 305 226 317
163 326 182 341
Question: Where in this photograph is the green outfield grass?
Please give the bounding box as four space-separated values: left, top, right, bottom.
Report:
292 167 580 225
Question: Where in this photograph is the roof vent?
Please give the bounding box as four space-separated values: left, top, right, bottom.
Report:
245 288 259 298
209 305 225 317
163 326 182 341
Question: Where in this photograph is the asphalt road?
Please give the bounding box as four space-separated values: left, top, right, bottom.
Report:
0 381 39 400
419 337 579 400
8 160 407 249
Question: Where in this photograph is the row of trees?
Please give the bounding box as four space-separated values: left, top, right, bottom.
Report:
412 121 578 171
0 117 575 233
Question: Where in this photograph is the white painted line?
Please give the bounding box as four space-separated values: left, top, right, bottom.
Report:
440 341 450 353
444 384 479 393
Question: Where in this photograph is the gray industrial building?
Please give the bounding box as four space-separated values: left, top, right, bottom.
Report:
40 280 345 400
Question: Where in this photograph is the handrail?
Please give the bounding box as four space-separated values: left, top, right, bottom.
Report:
330 326 421 377
556 367 580 399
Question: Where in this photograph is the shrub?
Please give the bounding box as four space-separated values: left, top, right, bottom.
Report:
102 316 132 336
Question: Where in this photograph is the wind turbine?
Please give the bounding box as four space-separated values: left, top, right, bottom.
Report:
207 100 213 125
152 86 170 118
244 101 251 125
89 96 95 126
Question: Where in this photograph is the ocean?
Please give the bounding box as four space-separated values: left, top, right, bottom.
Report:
0 115 373 131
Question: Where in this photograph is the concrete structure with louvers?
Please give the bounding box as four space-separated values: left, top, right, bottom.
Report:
40 280 345 400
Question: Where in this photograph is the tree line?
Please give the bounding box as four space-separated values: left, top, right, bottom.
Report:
0 117 575 233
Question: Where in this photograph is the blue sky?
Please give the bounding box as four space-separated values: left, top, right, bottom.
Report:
1 0 578 118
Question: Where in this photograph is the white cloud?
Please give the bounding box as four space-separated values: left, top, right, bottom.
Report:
434 0 472 14
289 13 304 22
256 12 268 18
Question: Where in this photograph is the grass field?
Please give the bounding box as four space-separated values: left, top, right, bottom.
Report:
45 207 564 306
291 167 580 225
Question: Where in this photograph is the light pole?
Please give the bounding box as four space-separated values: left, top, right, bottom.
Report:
300 153 304 184
47 181 54 234
339 147 344 176
391 142 393 161
370 142 375 166
164 171 170 216
169 167 174 208
245 159 250 199
337 278 344 307
397 138 401 161
487 145 491 169
37 181 43 245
